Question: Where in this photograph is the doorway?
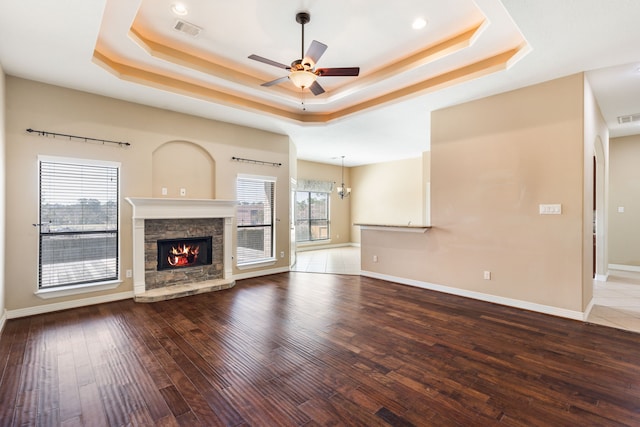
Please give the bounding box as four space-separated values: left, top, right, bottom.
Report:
290 178 297 269
593 137 606 281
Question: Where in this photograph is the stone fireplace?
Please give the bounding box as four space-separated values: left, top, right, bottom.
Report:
125 198 235 302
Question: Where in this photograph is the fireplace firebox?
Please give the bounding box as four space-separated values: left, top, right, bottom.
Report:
157 236 213 271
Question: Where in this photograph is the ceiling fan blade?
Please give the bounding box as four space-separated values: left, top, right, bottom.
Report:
309 81 325 96
317 67 360 77
261 76 290 87
304 40 328 65
248 54 290 70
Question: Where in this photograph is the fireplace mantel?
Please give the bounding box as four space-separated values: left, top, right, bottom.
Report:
126 197 236 219
125 198 236 299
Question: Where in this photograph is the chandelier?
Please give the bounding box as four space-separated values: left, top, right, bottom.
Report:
337 156 351 199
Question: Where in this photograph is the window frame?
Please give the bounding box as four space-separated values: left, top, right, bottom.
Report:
295 190 330 242
236 174 277 268
35 155 122 299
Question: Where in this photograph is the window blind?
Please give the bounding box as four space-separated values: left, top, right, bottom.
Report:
236 176 275 264
39 159 119 288
297 179 333 193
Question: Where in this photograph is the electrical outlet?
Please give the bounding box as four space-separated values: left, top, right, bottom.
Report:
539 204 562 215
180 188 186 196
280 251 285 258
161 187 167 196
126 269 132 278
373 255 378 263
484 271 491 280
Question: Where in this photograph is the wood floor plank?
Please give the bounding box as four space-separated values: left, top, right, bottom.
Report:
76 382 109 426
0 320 29 425
131 307 231 426
2 272 640 425
57 350 82 422
0 320 18 381
158 384 191 418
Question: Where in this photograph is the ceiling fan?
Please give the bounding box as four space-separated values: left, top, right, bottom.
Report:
248 12 360 96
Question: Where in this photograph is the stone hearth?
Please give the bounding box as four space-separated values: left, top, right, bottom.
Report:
125 198 235 302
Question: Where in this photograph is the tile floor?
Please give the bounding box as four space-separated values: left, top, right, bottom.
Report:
292 248 640 334
291 246 361 275
587 270 640 333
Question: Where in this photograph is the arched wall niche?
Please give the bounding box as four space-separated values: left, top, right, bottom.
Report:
152 140 215 199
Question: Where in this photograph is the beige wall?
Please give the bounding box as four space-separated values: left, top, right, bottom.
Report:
608 134 640 267
296 160 351 246
151 141 216 199
0 65 5 323
422 151 431 225
582 75 608 308
5 77 291 312
361 74 596 315
351 157 425 243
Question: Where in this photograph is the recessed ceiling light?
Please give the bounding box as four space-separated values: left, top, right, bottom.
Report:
412 17 427 30
172 3 188 16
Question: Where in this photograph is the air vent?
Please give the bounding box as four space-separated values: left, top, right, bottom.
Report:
173 20 202 37
617 113 640 124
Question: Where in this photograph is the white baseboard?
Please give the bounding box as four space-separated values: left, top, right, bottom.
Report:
594 273 609 282
608 264 640 273
0 309 7 334
296 242 359 252
7 291 134 319
361 270 585 321
583 297 596 321
233 266 290 281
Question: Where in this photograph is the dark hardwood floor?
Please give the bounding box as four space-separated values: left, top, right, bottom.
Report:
1 273 640 426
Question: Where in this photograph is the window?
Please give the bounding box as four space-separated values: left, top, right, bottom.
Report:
38 157 120 289
236 175 275 265
295 191 329 242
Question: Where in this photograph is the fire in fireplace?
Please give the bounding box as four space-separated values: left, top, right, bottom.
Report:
157 236 213 271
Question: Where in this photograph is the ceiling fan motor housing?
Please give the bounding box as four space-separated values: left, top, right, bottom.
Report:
296 12 310 25
291 59 313 71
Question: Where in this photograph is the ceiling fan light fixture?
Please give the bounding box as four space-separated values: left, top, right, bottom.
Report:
289 70 317 89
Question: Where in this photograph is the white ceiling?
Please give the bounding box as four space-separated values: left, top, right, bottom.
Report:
1 0 640 166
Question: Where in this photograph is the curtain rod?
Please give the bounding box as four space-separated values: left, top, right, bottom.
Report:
232 156 282 167
26 128 131 147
